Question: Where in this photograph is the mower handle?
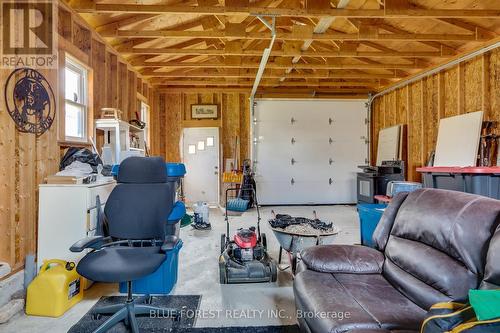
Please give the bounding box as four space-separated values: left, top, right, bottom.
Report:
224 187 261 240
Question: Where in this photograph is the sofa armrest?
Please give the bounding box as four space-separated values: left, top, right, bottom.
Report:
300 245 385 274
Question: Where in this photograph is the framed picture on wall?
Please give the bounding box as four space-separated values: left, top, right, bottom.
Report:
191 104 218 119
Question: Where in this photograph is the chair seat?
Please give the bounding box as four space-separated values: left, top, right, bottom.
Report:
294 270 426 333
77 246 166 283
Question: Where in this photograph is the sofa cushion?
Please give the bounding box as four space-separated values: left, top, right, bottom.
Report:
481 224 500 289
294 270 380 333
383 189 500 309
294 270 426 333
301 245 384 274
333 273 426 330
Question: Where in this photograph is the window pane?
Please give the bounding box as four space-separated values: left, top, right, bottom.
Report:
65 102 84 138
65 67 80 102
206 137 214 147
188 145 196 154
197 141 205 151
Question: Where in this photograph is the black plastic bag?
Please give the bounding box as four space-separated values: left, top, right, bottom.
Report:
59 147 102 173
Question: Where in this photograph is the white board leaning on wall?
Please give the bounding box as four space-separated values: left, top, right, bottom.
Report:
376 125 402 166
434 111 484 167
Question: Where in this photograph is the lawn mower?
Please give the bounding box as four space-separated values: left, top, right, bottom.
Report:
219 188 277 284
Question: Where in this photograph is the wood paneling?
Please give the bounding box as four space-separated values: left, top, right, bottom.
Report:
371 48 500 182
0 69 59 272
153 92 250 165
0 4 152 275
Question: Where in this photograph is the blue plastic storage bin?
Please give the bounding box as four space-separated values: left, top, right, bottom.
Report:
119 240 183 295
357 204 387 248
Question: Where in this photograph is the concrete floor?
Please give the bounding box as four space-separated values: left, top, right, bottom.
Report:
2 205 359 332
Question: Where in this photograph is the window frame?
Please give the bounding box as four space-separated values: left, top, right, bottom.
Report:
64 55 88 143
140 101 150 147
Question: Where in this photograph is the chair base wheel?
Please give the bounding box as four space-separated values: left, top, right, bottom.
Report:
91 313 102 320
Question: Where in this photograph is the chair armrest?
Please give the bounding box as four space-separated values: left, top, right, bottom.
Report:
70 236 110 252
161 235 180 252
168 201 186 222
300 245 385 274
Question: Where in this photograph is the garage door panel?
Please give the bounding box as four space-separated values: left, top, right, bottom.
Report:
254 100 367 205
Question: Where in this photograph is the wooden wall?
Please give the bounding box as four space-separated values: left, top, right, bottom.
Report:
152 92 251 165
371 48 500 182
0 3 153 276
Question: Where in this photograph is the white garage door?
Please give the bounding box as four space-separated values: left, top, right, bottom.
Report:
253 99 368 205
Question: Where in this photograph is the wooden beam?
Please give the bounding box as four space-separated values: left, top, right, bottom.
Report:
151 79 382 87
118 47 449 58
103 29 486 42
73 4 500 18
141 69 401 79
133 59 421 70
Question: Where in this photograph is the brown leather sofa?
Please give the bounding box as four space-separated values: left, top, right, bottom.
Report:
293 189 500 333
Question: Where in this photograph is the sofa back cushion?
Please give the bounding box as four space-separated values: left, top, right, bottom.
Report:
481 224 500 289
382 189 500 309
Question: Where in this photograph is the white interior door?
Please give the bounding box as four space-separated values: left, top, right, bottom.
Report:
253 99 368 205
182 127 220 206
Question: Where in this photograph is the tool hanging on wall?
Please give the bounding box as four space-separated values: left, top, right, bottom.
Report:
479 121 499 167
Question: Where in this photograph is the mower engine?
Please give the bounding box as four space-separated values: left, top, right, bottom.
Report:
232 227 263 262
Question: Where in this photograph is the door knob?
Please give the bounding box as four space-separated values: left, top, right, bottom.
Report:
291 178 295 185
291 137 296 145
329 178 333 185
329 158 334 165
291 117 296 125
291 158 296 165
329 118 334 125
329 138 334 144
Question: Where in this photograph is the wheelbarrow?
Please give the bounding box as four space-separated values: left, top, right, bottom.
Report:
269 210 339 274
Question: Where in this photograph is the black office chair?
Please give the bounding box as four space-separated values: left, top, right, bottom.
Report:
71 157 180 333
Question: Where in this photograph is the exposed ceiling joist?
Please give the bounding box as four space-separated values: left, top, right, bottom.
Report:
102 30 486 42
141 69 401 79
133 60 423 70
119 47 451 58
74 4 500 18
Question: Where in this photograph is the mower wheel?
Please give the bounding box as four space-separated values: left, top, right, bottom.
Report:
220 234 226 254
270 260 278 282
261 233 267 250
219 263 227 284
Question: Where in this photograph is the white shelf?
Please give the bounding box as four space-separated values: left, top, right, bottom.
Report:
94 118 145 163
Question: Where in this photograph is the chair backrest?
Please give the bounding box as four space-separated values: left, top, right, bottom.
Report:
373 189 500 309
104 157 174 240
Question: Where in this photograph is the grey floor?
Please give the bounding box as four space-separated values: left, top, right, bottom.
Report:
3 205 360 332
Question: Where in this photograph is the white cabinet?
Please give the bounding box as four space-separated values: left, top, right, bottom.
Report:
37 180 115 271
253 99 368 205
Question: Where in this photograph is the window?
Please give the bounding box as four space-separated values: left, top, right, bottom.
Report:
64 56 88 141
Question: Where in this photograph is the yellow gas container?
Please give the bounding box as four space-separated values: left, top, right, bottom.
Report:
26 259 84 317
